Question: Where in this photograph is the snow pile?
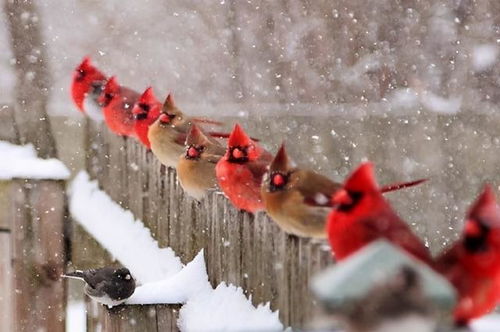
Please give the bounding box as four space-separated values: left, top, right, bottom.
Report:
127 250 211 304
66 301 86 332
472 314 500 332
0 141 70 180
472 44 499 72
69 171 182 284
419 91 462 115
178 283 283 332
69 172 283 331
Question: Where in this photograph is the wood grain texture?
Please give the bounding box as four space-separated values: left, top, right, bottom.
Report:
77 123 334 330
9 180 66 332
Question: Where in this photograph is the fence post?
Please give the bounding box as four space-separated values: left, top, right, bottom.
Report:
6 179 67 332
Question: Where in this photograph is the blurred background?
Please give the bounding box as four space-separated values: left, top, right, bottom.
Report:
1 1 499 330
1 0 499 276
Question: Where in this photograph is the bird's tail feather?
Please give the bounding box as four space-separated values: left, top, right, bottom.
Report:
380 178 428 193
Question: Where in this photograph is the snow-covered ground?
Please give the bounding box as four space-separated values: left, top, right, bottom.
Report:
0 141 70 180
69 172 283 331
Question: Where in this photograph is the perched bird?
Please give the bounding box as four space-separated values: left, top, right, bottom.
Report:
70 56 107 121
435 186 500 326
98 76 140 137
63 267 135 308
261 145 427 239
261 144 341 238
326 162 432 264
148 93 224 168
215 123 273 213
132 87 161 148
177 124 226 200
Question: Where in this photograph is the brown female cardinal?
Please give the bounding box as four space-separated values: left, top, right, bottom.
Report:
435 186 500 326
148 93 224 168
262 145 428 239
98 76 140 137
326 162 432 264
177 124 226 200
71 56 107 121
261 144 342 238
215 124 273 213
131 87 161 148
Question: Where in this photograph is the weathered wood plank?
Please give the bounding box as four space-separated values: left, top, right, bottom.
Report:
11 180 66 332
0 232 13 332
0 104 18 144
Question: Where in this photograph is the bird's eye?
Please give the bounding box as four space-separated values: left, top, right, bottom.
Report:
139 103 150 112
125 274 131 280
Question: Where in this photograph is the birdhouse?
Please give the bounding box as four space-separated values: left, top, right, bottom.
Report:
311 240 457 332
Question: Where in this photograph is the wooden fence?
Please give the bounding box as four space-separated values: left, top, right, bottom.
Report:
0 179 67 332
69 121 333 330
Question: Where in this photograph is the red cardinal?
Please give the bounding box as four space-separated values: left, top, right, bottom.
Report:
131 87 161 148
215 124 272 213
98 76 140 137
327 162 432 264
71 56 107 121
435 186 500 326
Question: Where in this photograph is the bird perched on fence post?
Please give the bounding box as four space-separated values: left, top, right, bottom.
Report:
215 123 273 213
262 145 428 239
148 93 225 168
261 143 342 238
177 124 226 200
98 76 140 137
435 185 500 326
132 87 161 149
63 267 135 308
71 56 107 121
327 162 432 264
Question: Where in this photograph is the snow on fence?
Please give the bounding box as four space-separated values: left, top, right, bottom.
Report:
69 121 333 330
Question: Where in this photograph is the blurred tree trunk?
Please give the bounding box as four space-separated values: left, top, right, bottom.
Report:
4 0 57 158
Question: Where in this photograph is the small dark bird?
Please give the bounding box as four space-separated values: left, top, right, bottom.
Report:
63 267 135 308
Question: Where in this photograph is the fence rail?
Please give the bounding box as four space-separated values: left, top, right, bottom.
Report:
70 121 333 330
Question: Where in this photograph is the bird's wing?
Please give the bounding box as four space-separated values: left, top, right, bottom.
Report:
295 170 342 207
361 208 432 263
83 267 116 289
246 158 271 179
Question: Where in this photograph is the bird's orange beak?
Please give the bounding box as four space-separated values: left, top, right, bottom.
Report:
464 219 482 237
332 189 353 206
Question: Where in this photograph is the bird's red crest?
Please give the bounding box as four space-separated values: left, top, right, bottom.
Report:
140 87 156 104
104 76 119 94
343 162 379 193
468 185 499 228
228 124 252 148
71 56 106 111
